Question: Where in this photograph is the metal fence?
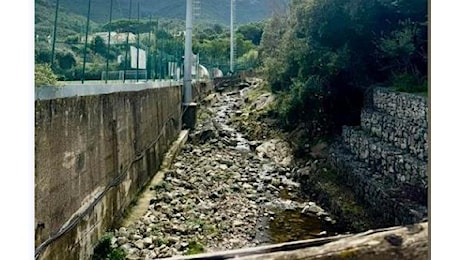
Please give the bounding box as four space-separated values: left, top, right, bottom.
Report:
41 0 189 83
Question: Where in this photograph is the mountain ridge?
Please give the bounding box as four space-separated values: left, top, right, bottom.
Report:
38 0 290 26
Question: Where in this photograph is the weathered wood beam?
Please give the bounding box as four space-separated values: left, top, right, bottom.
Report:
160 222 428 260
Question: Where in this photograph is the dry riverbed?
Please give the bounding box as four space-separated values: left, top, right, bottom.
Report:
109 80 339 259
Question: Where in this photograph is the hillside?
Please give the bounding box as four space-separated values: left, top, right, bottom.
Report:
35 0 98 39
39 0 290 26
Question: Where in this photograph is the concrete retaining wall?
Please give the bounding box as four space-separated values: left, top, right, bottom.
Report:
35 86 182 259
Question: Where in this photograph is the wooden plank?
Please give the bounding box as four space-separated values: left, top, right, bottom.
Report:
159 222 428 260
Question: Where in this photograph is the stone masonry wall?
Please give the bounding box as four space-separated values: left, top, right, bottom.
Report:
328 87 428 226
372 88 428 122
342 127 427 191
35 86 182 260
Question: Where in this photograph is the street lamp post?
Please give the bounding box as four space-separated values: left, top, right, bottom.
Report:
182 0 197 129
184 0 193 103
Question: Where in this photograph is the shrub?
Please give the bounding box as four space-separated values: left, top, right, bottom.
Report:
390 72 427 93
185 240 205 255
35 64 58 87
92 234 126 260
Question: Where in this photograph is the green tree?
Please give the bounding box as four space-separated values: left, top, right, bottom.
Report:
35 49 51 64
56 52 77 70
102 19 157 34
212 24 224 35
237 22 264 45
260 0 428 138
91 35 106 56
237 49 260 70
260 13 289 92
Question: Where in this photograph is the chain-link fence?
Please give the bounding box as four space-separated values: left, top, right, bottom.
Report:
37 0 195 84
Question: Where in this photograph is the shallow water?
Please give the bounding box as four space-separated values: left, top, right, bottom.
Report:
268 208 337 243
218 90 345 245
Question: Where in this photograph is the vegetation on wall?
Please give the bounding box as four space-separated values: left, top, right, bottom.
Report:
91 234 125 260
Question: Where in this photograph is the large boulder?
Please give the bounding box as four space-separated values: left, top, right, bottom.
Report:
255 139 293 167
190 127 216 144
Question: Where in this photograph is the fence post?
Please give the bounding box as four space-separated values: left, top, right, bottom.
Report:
81 0 92 84
105 0 113 83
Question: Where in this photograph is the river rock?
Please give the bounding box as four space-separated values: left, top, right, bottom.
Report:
302 203 325 215
108 81 334 258
142 237 153 246
256 139 293 167
146 251 158 259
126 249 141 260
117 236 129 246
118 227 128 238
134 239 144 250
191 128 216 144
131 234 143 241
120 243 131 252
242 183 253 190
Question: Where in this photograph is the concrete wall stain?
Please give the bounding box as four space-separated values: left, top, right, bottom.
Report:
35 85 187 259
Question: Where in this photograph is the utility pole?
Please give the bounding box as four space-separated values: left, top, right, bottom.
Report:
184 0 193 103
81 0 91 84
50 0 60 69
230 0 235 74
182 0 197 129
105 0 113 83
